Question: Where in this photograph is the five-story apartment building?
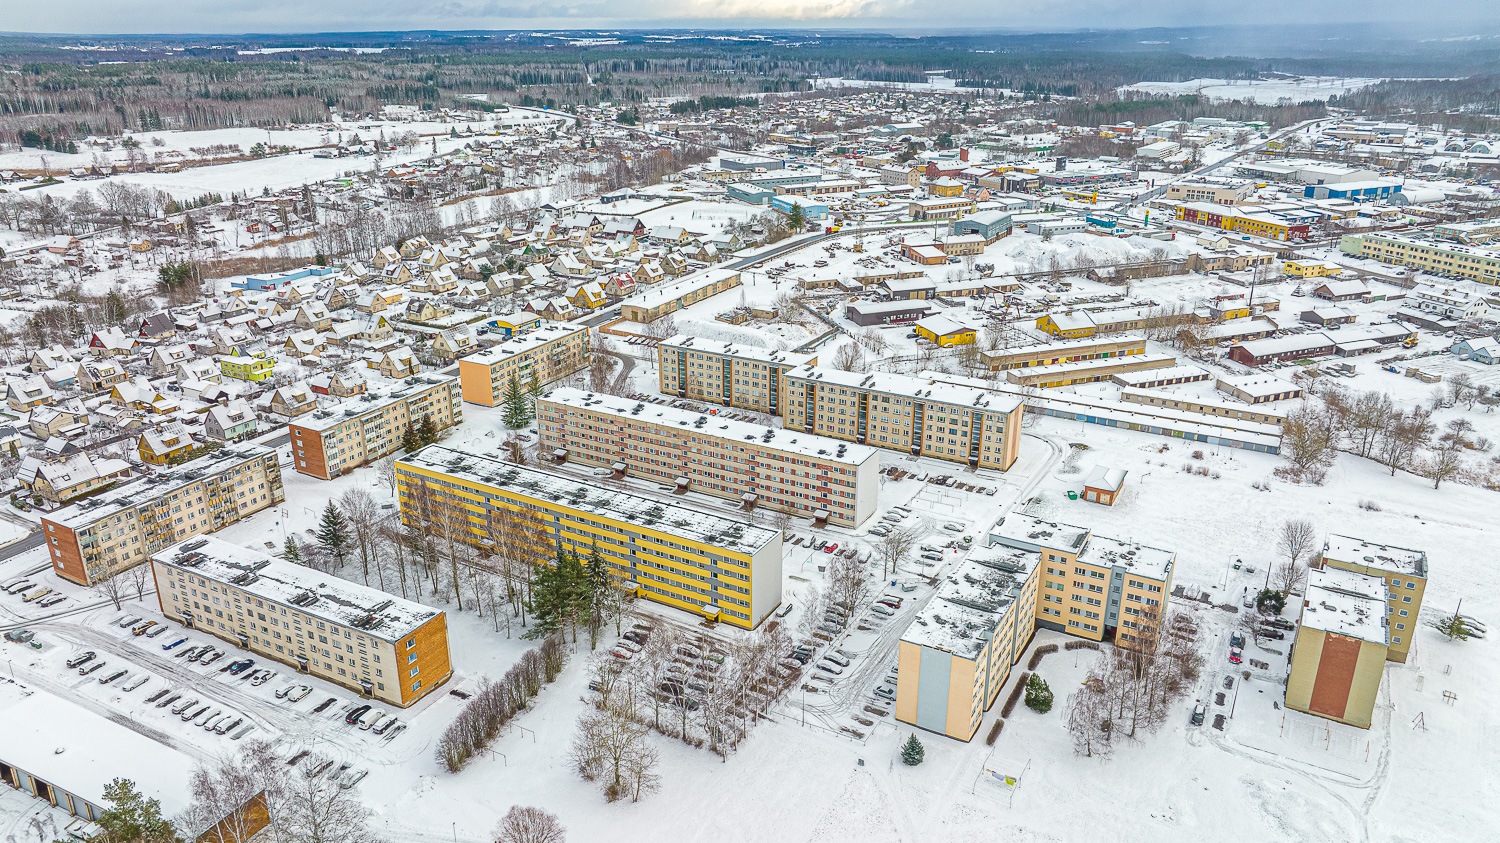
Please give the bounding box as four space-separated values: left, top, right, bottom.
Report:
290 375 462 479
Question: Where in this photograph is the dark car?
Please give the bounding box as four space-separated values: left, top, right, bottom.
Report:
1191 703 1206 726
1229 632 1245 649
345 704 372 725
227 659 255 676
161 637 188 651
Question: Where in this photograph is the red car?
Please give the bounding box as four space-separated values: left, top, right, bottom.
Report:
823 543 839 553
1228 647 1243 665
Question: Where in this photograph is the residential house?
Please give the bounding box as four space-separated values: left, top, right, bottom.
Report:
220 346 275 382
6 376 54 412
18 453 132 504
367 347 420 379
308 370 368 397
149 344 194 374
204 400 258 442
88 327 137 357
268 382 318 419
138 424 194 465
76 359 129 392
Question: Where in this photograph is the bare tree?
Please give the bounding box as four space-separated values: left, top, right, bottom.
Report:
642 313 677 341
376 455 399 497
90 566 129 610
1274 519 1316 576
339 488 382 587
875 524 920 578
126 562 153 602
493 806 566 843
278 766 380 843
1429 417 1478 489
829 341 866 373
1272 559 1309 598
826 548 871 614
569 701 658 802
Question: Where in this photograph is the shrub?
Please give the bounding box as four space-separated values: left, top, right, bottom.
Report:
1023 675 1054 714
985 719 1004 746
1001 671 1029 718
1027 644 1058 670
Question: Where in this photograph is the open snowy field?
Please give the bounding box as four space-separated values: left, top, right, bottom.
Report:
1119 76 1385 104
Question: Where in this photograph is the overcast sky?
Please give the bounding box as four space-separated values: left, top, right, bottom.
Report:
8 0 1500 36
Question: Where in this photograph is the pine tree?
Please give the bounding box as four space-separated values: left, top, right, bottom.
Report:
583 543 616 649
283 536 302 564
901 733 924 766
95 778 173 843
1024 674 1054 713
316 502 351 568
502 373 532 429
1436 613 1473 641
787 202 806 231
417 414 438 445
401 421 421 453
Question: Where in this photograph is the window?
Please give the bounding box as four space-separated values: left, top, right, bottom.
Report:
411 680 422 693
406 637 417 650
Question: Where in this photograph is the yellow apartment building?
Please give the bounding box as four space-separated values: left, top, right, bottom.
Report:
656 335 816 415
537 387 879 527
457 324 590 406
41 445 284 586
1285 566 1390 729
151 536 451 707
1318 534 1427 663
394 445 783 629
781 366 1023 471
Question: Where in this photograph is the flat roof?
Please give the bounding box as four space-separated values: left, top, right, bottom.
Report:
901 548 1037 658
541 387 876 466
44 445 276 530
289 374 457 433
1301 567 1389 643
1216 374 1300 398
1112 366 1212 387
784 366 1023 415
658 335 816 367
397 444 779 555
155 536 441 642
847 299 933 315
1079 533 1175 581
1323 534 1427 578
1007 352 1174 380
463 324 587 365
984 334 1147 358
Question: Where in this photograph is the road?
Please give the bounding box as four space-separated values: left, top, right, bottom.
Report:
0 530 43 563
1119 117 1335 211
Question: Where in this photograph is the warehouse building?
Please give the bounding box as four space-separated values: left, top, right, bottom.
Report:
846 300 932 327
42 445 284 586
289 375 462 479
1003 352 1175 388
1227 334 1336 367
395 445 783 629
656 336 816 414
980 335 1148 371
152 536 451 707
537 387 879 527
457 324 589 406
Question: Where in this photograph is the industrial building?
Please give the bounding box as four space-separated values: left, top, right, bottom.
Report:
42 445 284 586
289 375 462 479
979 335 1148 371
656 336 816 414
395 445 783 629
456 324 589 406
152 536 452 707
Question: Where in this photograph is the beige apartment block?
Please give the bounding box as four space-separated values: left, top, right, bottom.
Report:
457 324 589 406
656 335 816 415
290 375 462 479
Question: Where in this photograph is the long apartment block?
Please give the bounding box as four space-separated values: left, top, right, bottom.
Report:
151 536 451 707
656 335 816 415
457 324 590 406
290 374 462 479
781 366 1023 471
897 513 1174 740
42 445 284 586
537 387 879 527
1342 231 1500 286
395 445 782 628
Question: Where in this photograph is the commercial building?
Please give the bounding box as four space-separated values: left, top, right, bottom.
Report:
781 367 1023 471
1175 203 1311 242
845 300 932 327
1227 334 1335 367
908 197 976 221
913 314 976 347
1215 374 1303 404
898 514 1174 740
537 388 878 527
621 268 742 322
41 445 284 586
656 336 816 414
395 445 783 628
1341 232 1500 286
1035 307 1152 339
1302 181 1401 202
1163 180 1253 205
1318 535 1427 664
1285 567 1389 729
457 324 589 406
289 375 462 479
951 211 1013 242
151 537 451 707
979 335 1147 371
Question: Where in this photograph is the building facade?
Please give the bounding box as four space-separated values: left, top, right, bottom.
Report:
42 446 284 586
289 375 462 479
151 537 451 707
1285 566 1389 729
781 367 1023 471
457 324 589 406
980 335 1147 371
395 446 783 629
537 388 879 527
1318 534 1427 664
1342 232 1500 286
656 336 816 414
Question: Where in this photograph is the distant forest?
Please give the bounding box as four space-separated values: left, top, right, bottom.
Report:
2 27 1499 146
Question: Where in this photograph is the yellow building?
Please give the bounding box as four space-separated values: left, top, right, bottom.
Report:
912 315 976 347
1003 352 1175 389
1285 567 1390 729
394 445 783 629
456 324 589 406
1342 232 1500 286
980 335 1147 371
1283 260 1342 279
656 335 816 414
220 347 275 381
897 514 1174 740
1319 534 1427 663
151 536 451 708
782 366 1024 471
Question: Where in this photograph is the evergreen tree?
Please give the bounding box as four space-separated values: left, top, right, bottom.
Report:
417 414 438 445
901 733 924 766
103 290 128 324
583 543 617 649
283 536 302 564
316 502 351 568
1436 612 1473 641
95 778 174 843
502 373 532 429
787 202 806 231
1024 674 1054 713
401 421 421 453
525 547 588 641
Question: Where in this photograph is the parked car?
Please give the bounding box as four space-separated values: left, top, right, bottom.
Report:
1191 703 1207 726
65 651 97 669
1228 647 1243 665
252 670 276 687
132 621 158 636
21 588 53 603
37 595 65 608
868 525 891 537
287 686 312 702
871 605 894 617
823 653 850 668
144 625 169 638
227 659 255 676
79 661 105 676
99 669 128 685
162 637 188 651
358 709 385 730
215 717 243 735
3 581 34 595
1229 632 1245 649
201 651 224 666
941 522 965 533
171 698 199 715
372 717 398 736
117 616 143 628
345 704 372 725
823 543 839 554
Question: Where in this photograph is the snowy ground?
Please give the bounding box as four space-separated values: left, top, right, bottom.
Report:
1118 76 1385 104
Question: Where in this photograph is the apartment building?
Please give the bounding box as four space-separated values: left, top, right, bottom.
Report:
898 513 1174 740
979 335 1148 371
1163 180 1253 205
395 445 782 629
1318 534 1427 664
42 446 284 586
656 335 816 414
151 536 450 708
781 366 1023 471
1342 232 1500 286
456 324 589 406
1284 566 1389 729
289 374 462 479
537 387 878 527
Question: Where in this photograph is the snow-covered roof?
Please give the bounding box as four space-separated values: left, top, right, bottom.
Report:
156 536 442 642
291 374 457 434
1300 567 1389 644
902 547 1037 658
784 366 1023 416
658 335 815 368
45 445 277 530
397 444 780 555
1323 534 1428 578
463 324 588 366
1082 465 1127 493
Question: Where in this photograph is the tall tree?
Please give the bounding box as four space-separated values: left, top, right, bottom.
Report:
417 414 439 446
315 502 351 569
493 806 566 843
502 373 532 429
95 778 175 843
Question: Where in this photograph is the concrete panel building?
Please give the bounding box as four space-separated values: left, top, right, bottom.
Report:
395 445 782 629
656 335 816 414
152 537 451 707
1319 534 1427 663
781 367 1024 471
457 324 589 406
1003 352 1175 388
537 387 879 527
979 335 1147 371
42 445 284 586
289 375 462 479
1285 567 1390 728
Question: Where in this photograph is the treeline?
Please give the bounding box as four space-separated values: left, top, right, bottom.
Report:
437 633 568 772
668 95 758 115
1054 91 1327 130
